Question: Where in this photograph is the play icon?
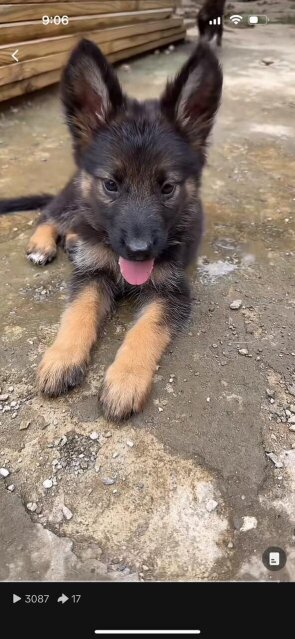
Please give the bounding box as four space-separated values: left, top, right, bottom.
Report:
13 594 21 604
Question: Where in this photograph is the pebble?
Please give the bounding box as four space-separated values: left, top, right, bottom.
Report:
288 385 295 397
0 467 10 478
266 452 283 468
62 505 73 521
240 516 257 532
8 386 14 392
227 541 234 549
158 407 163 412
206 499 218 512
121 64 131 72
0 394 9 401
290 405 295 413
239 348 249 356
20 420 31 431
27 502 37 512
288 416 295 424
59 435 67 447
90 431 99 440
289 425 295 432
266 388 274 398
168 44 175 51
7 484 15 492
112 452 119 459
105 432 112 438
262 58 274 65
43 479 53 489
126 440 134 448
102 477 116 486
230 299 242 310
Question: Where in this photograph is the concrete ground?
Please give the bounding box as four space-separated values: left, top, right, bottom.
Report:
0 22 295 582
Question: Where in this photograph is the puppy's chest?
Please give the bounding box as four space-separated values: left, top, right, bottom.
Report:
73 240 119 278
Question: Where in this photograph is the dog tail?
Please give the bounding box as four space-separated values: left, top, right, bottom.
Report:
0 194 53 214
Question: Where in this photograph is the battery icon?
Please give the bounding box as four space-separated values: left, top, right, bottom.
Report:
248 15 269 24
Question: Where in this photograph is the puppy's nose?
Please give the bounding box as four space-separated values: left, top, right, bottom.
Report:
125 239 152 260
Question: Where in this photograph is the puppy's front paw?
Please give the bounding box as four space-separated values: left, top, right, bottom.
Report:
37 346 87 396
101 360 153 421
27 224 58 266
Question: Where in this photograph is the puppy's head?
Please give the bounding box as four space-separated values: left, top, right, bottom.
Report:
62 39 222 285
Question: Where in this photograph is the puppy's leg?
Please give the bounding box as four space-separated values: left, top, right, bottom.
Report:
64 231 79 258
27 221 59 265
38 277 114 396
101 283 191 420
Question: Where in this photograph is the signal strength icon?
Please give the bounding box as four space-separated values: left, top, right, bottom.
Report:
209 16 222 26
229 14 243 25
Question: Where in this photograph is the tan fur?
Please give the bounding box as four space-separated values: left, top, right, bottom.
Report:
101 300 171 420
38 284 109 395
27 223 59 258
80 170 92 197
65 231 79 252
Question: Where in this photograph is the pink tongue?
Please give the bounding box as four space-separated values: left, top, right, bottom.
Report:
119 257 154 286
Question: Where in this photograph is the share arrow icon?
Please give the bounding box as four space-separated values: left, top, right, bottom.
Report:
13 594 21 604
57 593 69 604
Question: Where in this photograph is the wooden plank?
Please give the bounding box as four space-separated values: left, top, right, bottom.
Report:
0 18 183 65
0 9 173 44
0 1 172 22
0 26 184 86
0 29 184 102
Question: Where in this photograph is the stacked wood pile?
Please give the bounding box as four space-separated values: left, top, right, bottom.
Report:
0 1 186 102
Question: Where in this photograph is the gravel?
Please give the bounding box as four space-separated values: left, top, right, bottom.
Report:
206 499 218 512
240 516 257 532
0 467 10 478
90 432 99 440
27 502 38 512
62 505 73 521
230 299 242 310
102 478 116 486
266 452 283 468
43 479 53 489
239 348 249 356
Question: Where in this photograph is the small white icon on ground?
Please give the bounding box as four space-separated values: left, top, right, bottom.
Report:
269 552 280 566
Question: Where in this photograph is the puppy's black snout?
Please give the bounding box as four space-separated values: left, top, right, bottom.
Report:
124 239 152 261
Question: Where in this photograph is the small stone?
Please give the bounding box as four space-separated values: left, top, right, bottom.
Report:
142 564 149 570
27 502 37 512
0 394 9 401
8 386 14 392
288 416 295 424
289 425 295 432
206 397 210 403
59 435 67 447
266 452 283 468
126 440 134 448
62 505 73 521
10 400 17 407
0 468 10 478
95 465 100 473
102 477 115 485
168 44 175 51
105 432 112 438
266 388 274 398
90 431 99 440
158 407 163 412
239 348 249 356
20 420 31 431
43 479 53 489
262 58 274 65
230 299 242 310
121 64 131 72
112 452 119 459
206 499 218 512
288 385 295 397
240 516 257 532
7 484 15 492
227 541 234 549
290 405 295 413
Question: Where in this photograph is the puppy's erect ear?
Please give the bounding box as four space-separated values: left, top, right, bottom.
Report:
160 43 222 151
61 39 124 161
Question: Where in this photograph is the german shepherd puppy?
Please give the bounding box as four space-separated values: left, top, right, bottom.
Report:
0 39 222 420
197 0 227 47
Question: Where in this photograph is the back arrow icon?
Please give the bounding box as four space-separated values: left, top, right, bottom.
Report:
12 49 19 62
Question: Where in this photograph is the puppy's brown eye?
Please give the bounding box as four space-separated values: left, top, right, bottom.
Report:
161 182 175 197
103 179 118 193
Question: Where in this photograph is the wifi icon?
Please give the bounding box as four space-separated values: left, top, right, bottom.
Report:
229 14 243 25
